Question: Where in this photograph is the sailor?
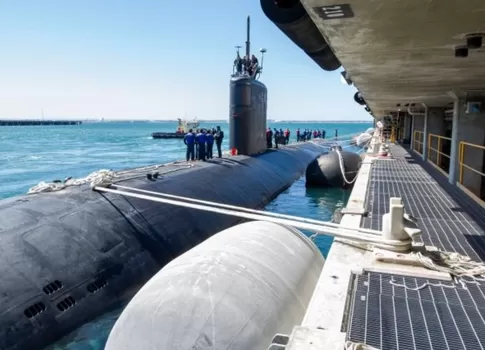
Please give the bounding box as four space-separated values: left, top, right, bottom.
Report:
196 129 206 161
183 128 195 161
234 54 243 75
284 128 290 144
273 128 279 149
266 128 273 148
206 130 214 159
194 128 200 160
214 126 224 158
296 128 300 142
322 129 326 139
243 56 251 74
249 54 259 77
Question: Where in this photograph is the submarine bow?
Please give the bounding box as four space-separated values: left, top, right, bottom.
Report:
260 0 341 71
0 143 324 350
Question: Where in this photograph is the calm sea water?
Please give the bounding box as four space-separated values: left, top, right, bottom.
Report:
0 121 371 349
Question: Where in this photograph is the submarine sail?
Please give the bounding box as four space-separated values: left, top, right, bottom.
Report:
229 16 268 156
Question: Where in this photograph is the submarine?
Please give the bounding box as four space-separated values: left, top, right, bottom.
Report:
0 16 327 350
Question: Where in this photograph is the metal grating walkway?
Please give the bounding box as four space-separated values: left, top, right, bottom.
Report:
348 271 485 350
362 145 485 261
349 144 485 350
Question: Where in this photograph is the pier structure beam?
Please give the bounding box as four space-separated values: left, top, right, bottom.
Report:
449 95 462 185
448 92 485 192
424 107 446 166
422 105 429 161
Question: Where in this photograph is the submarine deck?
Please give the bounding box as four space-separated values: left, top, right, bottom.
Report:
0 142 328 350
291 143 485 349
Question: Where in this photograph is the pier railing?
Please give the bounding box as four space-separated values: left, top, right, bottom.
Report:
412 130 424 155
427 133 452 175
458 141 485 205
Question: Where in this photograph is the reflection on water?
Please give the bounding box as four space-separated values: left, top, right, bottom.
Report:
264 176 351 257
44 308 123 350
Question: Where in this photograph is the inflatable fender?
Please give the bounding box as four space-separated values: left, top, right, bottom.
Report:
105 221 324 350
306 151 361 188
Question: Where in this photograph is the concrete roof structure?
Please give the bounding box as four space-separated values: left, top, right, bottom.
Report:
298 0 485 117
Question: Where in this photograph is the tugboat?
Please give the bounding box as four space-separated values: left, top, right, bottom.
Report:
151 117 200 139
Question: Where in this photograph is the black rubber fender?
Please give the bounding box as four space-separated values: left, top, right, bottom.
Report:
305 151 361 188
354 92 366 105
260 0 341 71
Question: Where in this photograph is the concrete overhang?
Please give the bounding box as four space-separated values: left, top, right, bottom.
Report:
274 0 485 117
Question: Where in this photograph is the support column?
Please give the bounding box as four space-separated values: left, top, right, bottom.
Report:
449 98 460 185
422 106 429 161
410 114 415 149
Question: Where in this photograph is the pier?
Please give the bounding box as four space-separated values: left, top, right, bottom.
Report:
282 141 485 349
262 0 485 348
0 120 82 126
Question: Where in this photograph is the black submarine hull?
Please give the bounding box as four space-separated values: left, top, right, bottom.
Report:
229 76 268 156
0 143 323 350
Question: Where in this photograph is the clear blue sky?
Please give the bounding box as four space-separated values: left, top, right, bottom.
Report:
0 0 371 121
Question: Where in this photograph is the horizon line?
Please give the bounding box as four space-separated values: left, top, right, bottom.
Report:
0 117 373 123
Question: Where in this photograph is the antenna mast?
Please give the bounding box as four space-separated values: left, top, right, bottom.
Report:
245 16 250 58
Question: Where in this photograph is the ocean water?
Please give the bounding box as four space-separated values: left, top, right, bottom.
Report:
0 120 371 350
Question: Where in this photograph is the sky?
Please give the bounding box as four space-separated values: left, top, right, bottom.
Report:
0 1 371 121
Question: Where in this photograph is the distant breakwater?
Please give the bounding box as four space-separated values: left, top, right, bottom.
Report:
0 120 82 126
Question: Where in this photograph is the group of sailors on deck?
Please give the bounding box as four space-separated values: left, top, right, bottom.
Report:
266 128 291 148
183 126 224 162
234 54 259 78
265 127 328 148
296 129 326 142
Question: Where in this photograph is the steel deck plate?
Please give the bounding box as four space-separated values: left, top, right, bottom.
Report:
348 271 485 350
351 144 485 350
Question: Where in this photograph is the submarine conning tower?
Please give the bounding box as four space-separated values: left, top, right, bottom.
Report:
229 16 268 156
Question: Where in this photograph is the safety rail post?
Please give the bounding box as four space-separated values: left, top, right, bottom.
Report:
458 141 485 206
438 137 442 167
427 133 431 162
459 142 464 184
427 134 452 175
422 107 428 161
413 130 424 156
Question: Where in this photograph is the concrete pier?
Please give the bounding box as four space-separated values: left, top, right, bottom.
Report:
280 139 485 349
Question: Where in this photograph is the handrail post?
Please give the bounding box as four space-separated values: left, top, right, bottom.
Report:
427 133 431 162
437 137 442 167
422 106 428 161
459 142 464 184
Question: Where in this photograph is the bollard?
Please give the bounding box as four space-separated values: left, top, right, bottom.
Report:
382 197 421 244
378 144 388 157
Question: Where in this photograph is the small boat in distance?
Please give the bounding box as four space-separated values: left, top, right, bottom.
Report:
151 117 200 139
